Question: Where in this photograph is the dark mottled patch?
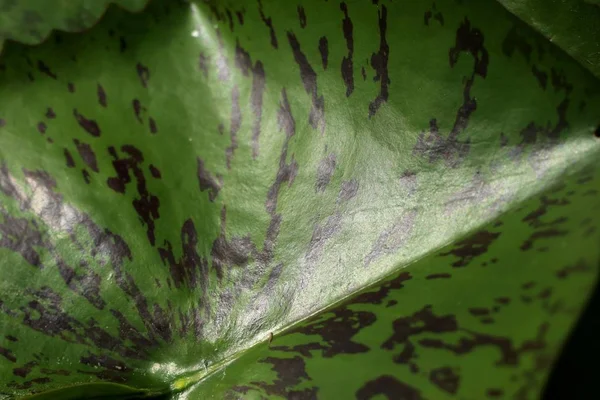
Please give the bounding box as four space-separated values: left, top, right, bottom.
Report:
107 146 160 245
13 361 38 377
97 84 107 107
40 368 70 376
318 36 328 70
305 214 342 267
519 99 569 144
415 19 487 165
434 12 444 25
258 0 278 48
521 229 567 251
531 65 547 89
64 148 75 168
440 230 500 267
68 82 75 92
73 139 99 172
315 153 336 192
225 9 234 31
0 206 46 269
424 5 444 26
149 164 161 179
275 272 411 358
550 68 573 94
132 99 144 123
522 281 535 289
45 107 56 119
234 43 265 157
0 118 5 127
199 52 210 78
386 300 397 307
211 207 257 281
495 297 510 305
426 273 451 280
418 321 549 366
197 158 222 202
338 179 359 202
430 367 460 394
0 346 16 362
287 32 325 134
361 66 366 80
7 377 51 390
357 375 422 400
214 29 231 81
297 6 307 28
523 195 569 228
82 169 91 184
80 352 129 382
5 335 17 342
364 210 418 267
159 220 208 299
487 388 503 397
73 109 101 137
382 305 457 372
136 62 150 88
37 60 57 79
469 307 490 316
236 10 244 24
340 3 354 97
355 272 412 305
556 260 590 279
368 5 389 118
119 36 127 52
226 86 241 168
251 356 317 398
260 89 299 267
502 26 532 62
148 117 158 134
37 122 46 134
424 10 432 25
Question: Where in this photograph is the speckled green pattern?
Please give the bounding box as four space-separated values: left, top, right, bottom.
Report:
186 163 600 399
497 0 600 78
0 0 149 52
0 0 598 398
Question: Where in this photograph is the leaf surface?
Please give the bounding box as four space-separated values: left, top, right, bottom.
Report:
0 0 599 399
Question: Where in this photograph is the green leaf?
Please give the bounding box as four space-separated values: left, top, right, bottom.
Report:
496 0 600 78
0 0 598 398
0 0 149 52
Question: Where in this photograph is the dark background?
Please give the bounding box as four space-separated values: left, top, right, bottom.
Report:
543 276 600 399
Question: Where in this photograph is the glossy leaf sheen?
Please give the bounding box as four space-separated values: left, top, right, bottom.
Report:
0 0 599 399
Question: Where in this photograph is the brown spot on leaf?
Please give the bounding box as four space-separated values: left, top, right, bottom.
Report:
287 32 325 133
74 139 99 172
197 159 222 202
107 146 160 245
136 63 150 88
440 230 500 267
97 84 107 107
37 60 57 79
73 109 101 136
430 367 460 394
357 375 422 399
64 149 75 168
426 273 451 280
368 5 389 118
